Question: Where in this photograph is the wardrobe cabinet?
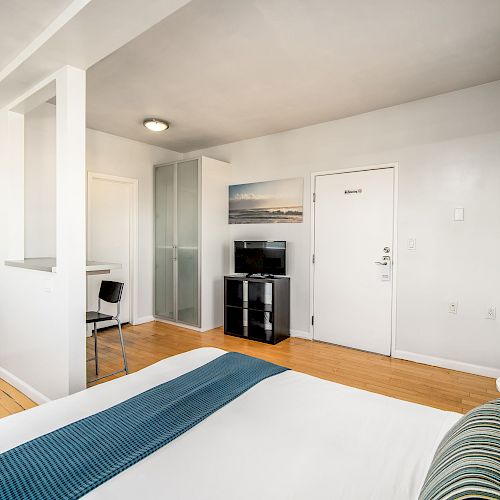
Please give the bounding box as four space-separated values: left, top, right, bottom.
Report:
154 157 229 330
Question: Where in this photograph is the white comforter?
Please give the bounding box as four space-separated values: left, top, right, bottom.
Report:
0 348 460 499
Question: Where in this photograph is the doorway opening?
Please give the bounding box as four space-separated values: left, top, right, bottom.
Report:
87 172 138 329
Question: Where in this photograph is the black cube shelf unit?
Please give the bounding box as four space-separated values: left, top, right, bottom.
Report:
224 275 290 344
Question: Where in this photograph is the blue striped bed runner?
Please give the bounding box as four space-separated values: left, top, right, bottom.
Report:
0 352 288 500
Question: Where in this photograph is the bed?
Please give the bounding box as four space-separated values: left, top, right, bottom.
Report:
0 347 465 499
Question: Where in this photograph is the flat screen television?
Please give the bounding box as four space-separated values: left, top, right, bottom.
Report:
234 241 286 276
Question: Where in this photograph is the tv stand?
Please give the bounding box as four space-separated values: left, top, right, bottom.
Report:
224 275 290 344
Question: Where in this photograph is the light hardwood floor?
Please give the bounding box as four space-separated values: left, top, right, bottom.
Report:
86 321 497 414
0 320 497 420
0 380 36 419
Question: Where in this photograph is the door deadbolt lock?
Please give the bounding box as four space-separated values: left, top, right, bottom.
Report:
383 247 391 254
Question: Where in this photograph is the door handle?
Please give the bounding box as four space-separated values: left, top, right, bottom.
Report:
374 261 388 265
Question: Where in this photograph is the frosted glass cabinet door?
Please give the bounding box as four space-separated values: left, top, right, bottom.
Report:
155 164 175 319
176 159 199 325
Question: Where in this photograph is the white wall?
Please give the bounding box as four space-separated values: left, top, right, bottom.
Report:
86 128 181 322
187 80 500 376
0 67 87 402
24 104 56 258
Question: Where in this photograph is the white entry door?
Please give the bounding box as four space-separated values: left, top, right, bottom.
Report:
313 167 395 355
87 175 133 326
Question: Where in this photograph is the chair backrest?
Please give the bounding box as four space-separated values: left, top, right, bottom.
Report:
99 281 124 304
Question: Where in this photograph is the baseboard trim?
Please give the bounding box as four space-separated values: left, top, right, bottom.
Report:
132 315 155 326
153 317 204 332
0 366 51 405
393 349 500 379
290 329 313 340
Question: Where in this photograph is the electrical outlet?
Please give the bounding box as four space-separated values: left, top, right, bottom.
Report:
448 302 458 314
486 307 496 320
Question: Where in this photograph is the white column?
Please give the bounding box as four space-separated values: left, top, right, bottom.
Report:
56 66 87 394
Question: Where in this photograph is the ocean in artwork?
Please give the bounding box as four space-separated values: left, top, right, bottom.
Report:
229 178 303 224
229 207 302 224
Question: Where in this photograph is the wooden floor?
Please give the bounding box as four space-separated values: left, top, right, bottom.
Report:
0 380 36 419
0 320 497 420
85 321 498 414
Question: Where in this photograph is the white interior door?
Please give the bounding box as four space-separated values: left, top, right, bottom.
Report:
313 167 395 355
88 176 132 327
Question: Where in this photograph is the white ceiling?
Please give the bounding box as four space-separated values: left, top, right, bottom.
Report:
86 0 500 153
0 0 73 71
0 0 192 108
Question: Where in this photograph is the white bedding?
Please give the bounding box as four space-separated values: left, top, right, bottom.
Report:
0 348 460 499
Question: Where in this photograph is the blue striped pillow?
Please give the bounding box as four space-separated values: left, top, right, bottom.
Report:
419 398 500 499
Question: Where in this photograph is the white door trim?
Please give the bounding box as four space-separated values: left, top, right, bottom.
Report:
87 172 139 325
309 162 399 355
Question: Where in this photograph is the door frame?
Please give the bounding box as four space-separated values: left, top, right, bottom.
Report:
309 162 399 355
87 172 139 325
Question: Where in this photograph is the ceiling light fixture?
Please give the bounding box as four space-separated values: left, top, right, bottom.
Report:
143 118 169 132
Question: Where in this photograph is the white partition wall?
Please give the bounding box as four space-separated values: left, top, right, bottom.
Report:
0 66 87 402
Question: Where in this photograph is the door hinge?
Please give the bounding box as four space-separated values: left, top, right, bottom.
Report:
311 315 314 326
312 254 315 264
313 192 316 202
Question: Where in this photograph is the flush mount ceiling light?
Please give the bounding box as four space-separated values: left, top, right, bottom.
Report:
143 118 169 132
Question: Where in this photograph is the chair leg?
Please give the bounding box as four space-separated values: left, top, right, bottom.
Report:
117 319 129 375
94 322 99 376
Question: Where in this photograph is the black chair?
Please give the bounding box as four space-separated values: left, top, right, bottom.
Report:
86 281 128 382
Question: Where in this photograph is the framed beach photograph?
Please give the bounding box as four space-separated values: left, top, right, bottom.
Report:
229 177 303 224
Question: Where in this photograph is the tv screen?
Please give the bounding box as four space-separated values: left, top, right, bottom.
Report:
234 241 286 276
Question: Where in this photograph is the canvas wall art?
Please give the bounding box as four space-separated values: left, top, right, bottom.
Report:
229 177 303 224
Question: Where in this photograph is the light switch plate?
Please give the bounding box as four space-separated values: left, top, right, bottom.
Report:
454 208 464 221
408 238 416 250
449 302 458 314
